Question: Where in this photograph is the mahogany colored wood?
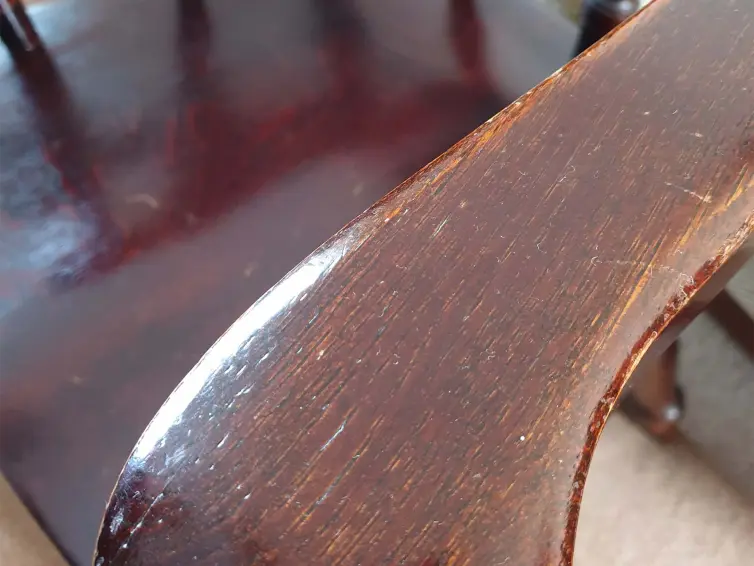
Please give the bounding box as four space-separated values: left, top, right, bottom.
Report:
93 0 754 564
0 0 577 563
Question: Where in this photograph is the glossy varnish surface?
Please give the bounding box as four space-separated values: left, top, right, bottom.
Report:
95 0 754 564
0 0 576 563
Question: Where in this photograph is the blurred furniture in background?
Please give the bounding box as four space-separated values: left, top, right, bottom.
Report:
574 0 639 54
0 0 39 51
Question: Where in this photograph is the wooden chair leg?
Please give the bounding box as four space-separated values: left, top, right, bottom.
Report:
0 0 40 53
706 289 754 360
574 0 639 55
621 341 684 441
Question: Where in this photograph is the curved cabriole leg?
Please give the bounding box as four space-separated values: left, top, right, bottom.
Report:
621 341 684 441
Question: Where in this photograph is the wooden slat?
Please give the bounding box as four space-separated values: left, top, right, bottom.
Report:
94 0 754 564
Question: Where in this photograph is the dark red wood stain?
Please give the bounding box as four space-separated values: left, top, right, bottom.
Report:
0 0 576 563
89 0 754 564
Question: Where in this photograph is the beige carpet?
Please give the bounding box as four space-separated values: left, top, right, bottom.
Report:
575 415 754 565
2 265 752 564
0 474 67 565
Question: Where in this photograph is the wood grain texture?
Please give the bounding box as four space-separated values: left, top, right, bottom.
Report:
94 0 754 564
0 1 576 563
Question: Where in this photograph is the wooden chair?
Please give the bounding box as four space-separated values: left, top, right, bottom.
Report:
88 0 752 564
1 0 751 564
0 1 575 563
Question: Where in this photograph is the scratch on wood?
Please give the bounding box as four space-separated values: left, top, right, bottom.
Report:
664 182 711 203
432 215 451 239
113 491 166 558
